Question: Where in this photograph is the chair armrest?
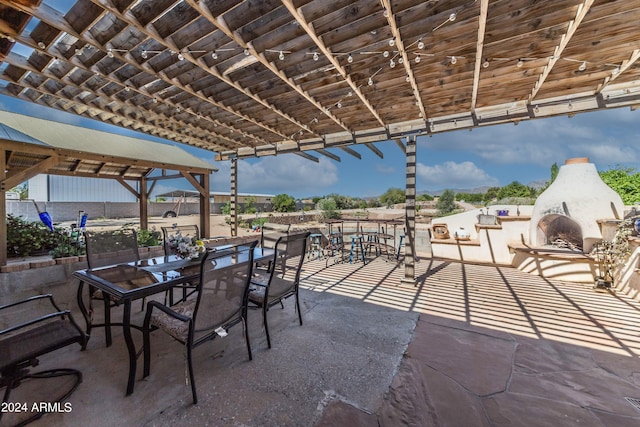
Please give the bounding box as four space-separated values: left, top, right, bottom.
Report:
0 294 56 312
1 310 72 336
146 300 191 323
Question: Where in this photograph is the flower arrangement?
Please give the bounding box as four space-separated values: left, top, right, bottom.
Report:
167 231 205 259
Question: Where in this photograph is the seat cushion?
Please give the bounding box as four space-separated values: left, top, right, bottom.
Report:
150 300 196 341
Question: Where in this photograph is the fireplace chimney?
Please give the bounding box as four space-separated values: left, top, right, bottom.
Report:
529 158 624 252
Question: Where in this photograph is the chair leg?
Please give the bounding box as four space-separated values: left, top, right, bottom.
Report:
142 311 152 378
102 295 112 347
295 291 303 326
243 317 253 361
187 345 197 404
263 304 271 349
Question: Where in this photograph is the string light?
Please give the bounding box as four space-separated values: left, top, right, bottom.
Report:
450 56 457 64
483 59 489 68
578 61 587 71
211 51 218 59
415 54 421 63
347 54 353 63
141 50 148 59
534 105 540 113
417 39 425 49
388 39 395 47
516 59 524 67
107 48 114 58
244 48 250 56
313 52 319 61
37 41 46 49
383 50 390 58
368 77 374 86
177 52 184 61
279 50 285 60
449 12 457 21
389 59 396 68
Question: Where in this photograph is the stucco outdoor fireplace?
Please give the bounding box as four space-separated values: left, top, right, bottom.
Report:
529 158 624 253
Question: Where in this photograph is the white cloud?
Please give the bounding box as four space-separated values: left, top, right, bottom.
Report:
210 155 338 195
375 164 395 174
416 161 499 189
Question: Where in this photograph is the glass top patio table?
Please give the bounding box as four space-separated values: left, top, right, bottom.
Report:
72 244 273 396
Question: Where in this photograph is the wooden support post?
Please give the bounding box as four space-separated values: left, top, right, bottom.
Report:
402 135 417 285
0 151 6 266
230 158 238 237
139 177 148 231
199 173 211 238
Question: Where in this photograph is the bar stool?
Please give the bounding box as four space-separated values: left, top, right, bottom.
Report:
307 233 324 260
349 235 366 264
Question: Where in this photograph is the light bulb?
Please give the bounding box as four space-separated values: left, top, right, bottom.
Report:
347 54 353 63
368 77 374 86
534 105 540 113
383 7 389 18
107 49 114 58
398 57 403 64
482 59 489 68
279 51 284 60
415 55 421 63
347 91 353 97
244 48 250 56
337 102 342 108
578 61 587 71
516 59 523 67
406 75 410 82
450 56 457 64
37 41 46 49
177 53 184 61
417 39 424 49
449 12 457 21
612 66 620 75
383 50 389 58
125 85 130 92
388 39 395 47
142 50 148 59
75 48 82 56
212 51 218 59
313 52 318 61
389 59 395 68
153 97 158 103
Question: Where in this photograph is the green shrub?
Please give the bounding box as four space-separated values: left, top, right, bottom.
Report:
6 214 59 257
136 227 162 247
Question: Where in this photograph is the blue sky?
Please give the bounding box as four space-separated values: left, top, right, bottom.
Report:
2 93 639 199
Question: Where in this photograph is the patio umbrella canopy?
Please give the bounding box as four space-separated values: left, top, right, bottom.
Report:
0 0 639 161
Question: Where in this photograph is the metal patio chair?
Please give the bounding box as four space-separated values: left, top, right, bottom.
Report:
249 231 310 349
0 294 86 426
82 229 140 346
142 241 258 404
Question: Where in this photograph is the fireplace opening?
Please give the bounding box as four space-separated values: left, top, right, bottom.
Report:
537 214 583 251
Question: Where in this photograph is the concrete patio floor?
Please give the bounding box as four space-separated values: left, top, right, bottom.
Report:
4 255 640 426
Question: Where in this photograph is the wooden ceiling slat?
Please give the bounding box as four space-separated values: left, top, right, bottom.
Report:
0 0 638 161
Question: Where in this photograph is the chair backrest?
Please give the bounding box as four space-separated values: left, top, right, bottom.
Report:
192 241 258 338
84 229 140 269
162 225 200 256
267 231 310 300
260 222 290 250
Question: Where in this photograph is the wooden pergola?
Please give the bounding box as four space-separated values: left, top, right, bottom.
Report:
1 0 640 282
